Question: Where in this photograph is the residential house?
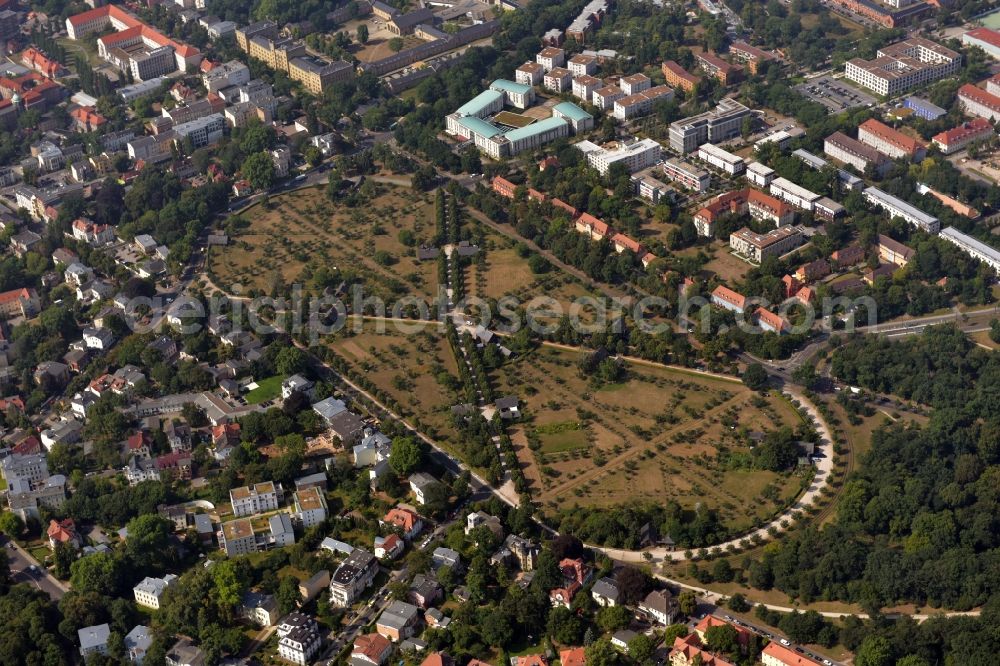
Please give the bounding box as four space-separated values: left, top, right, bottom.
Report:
549 558 591 607
230 481 282 516
376 600 421 641
79 624 111 661
408 472 438 504
432 547 462 570
48 518 81 550
241 591 280 627
374 533 404 560
639 589 677 625
591 577 620 606
381 507 423 540
352 634 393 666
407 573 442 609
133 574 178 609
125 625 153 664
165 638 206 666
293 486 327 527
276 612 323 665
299 569 330 602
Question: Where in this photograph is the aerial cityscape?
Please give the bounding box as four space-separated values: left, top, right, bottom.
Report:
0 0 998 664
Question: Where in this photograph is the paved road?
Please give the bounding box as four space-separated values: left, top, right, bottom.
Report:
2 536 68 600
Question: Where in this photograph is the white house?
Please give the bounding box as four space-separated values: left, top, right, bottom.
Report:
133 574 178 609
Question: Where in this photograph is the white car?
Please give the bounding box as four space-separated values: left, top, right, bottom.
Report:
780 638 791 646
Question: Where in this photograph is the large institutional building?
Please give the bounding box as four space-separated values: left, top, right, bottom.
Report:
668 98 751 153
844 38 961 97
67 6 202 80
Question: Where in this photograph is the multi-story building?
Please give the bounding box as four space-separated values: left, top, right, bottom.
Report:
543 67 572 93
220 518 257 557
172 114 225 149
612 85 673 121
916 183 981 218
932 118 994 154
696 143 745 175
631 171 671 203
0 453 49 488
768 177 822 212
823 131 892 176
481 117 569 159
231 481 282 517
661 60 699 92
330 549 379 607
693 190 748 237
293 487 328 528
489 79 535 109
746 161 775 188
962 27 1000 60
863 187 940 233
575 138 661 175
987 72 1000 97
551 102 594 133
536 47 565 72
761 642 822 666
620 73 651 96
79 624 111 661
133 574 178 609
957 83 1000 121
729 226 804 263
0 287 41 318
661 157 710 192
668 98 751 153
203 60 251 92
728 41 775 74
878 234 915 266
572 75 601 103
939 227 1000 273
696 52 742 85
277 612 322 665
592 85 623 111
857 118 926 161
747 189 795 227
515 61 544 86
287 57 352 95
568 54 598 76
844 38 961 97
67 5 202 75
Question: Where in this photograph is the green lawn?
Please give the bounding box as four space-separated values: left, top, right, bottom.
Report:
245 375 283 404
537 421 588 454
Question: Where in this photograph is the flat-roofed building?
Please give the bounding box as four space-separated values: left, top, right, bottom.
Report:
668 98 750 153
730 225 804 263
769 176 822 212
575 138 661 175
857 118 926 161
844 38 961 96
746 161 775 187
220 518 257 556
293 486 328 528
662 157 710 192
697 143 745 175
231 481 282 517
864 187 940 233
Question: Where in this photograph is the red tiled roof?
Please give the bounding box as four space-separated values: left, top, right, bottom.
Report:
965 26 1000 49
711 285 746 310
47 518 77 543
73 5 200 58
559 648 585 666
747 189 793 217
353 634 392 663
611 232 643 253
0 288 35 306
858 118 924 154
383 507 421 532
755 307 788 333
761 642 822 666
932 118 992 146
958 83 1000 113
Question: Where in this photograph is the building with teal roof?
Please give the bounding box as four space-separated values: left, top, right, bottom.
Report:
552 102 594 133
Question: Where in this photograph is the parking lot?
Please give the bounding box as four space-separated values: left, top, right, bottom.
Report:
794 76 877 113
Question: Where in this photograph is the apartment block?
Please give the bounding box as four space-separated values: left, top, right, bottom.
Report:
568 54 597 76
220 518 257 557
957 83 1000 121
330 549 379 607
575 138 661 175
932 118 994 154
543 67 572 93
515 61 544 86
293 486 328 528
620 73 651 95
661 157 710 192
661 60 699 92
668 98 750 153
231 481 283 517
863 187 940 233
612 85 673 121
592 85 623 111
747 189 795 227
730 226 804 263
823 131 891 176
844 38 961 97
857 118 926 161
746 161 775 188
696 52 742 85
536 47 565 71
697 143 745 175
572 75 601 102
939 227 1000 273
